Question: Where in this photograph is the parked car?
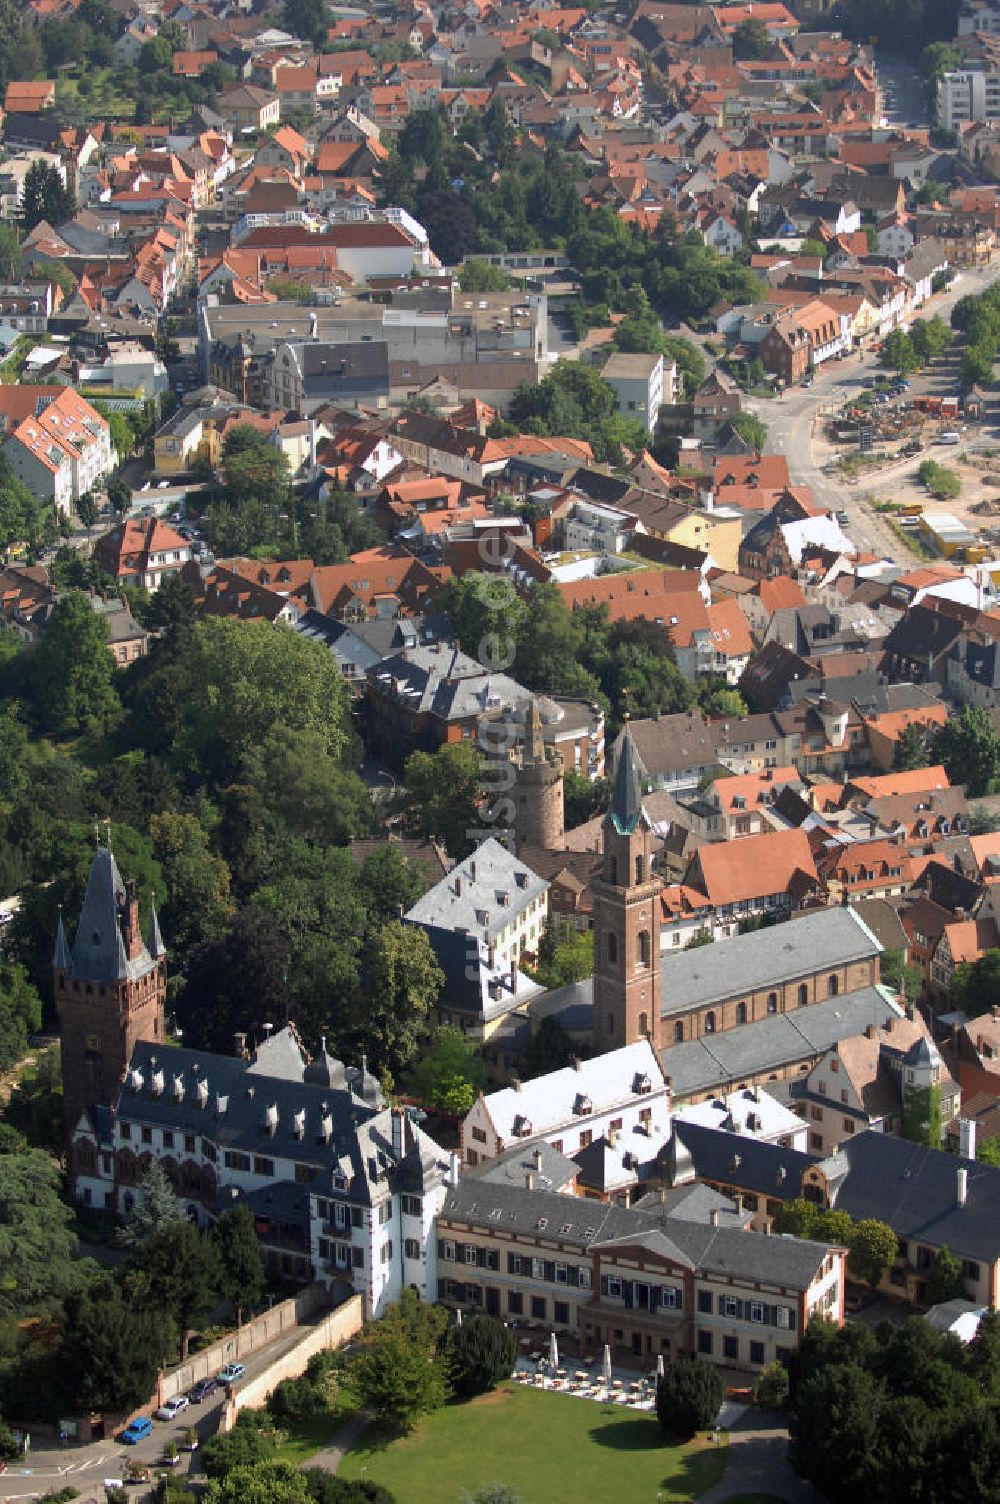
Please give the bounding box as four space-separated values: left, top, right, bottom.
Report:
155 1396 189 1422
120 1417 154 1445
188 1377 218 1403
217 1363 246 1385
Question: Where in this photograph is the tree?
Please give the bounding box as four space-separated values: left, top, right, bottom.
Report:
926 1245 967 1307
436 571 528 669
563 771 609 828
880 330 919 377
19 159 75 233
356 922 444 1084
107 477 131 517
401 743 484 857
201 1427 278 1480
526 916 593 990
0 957 41 1072
961 342 994 390
893 723 931 772
754 1361 790 1410
0 224 20 281
405 1027 486 1116
698 682 748 720
655 1359 724 1440
686 928 715 948
523 1014 576 1077
32 258 76 299
774 1198 819 1238
149 811 235 953
303 1474 397 1504
954 949 1000 1018
789 1364 882 1504
30 591 121 737
447 1312 518 1396
132 1219 222 1359
353 1295 451 1430
880 948 922 1002
917 460 961 501
76 490 99 532
733 18 771 59
177 908 293 1053
978 1135 1000 1167
212 1204 267 1325
0 1145 82 1313
728 412 768 451
204 1461 313 1504
933 705 1000 797
848 1219 899 1292
60 1276 174 1414
458 260 511 292
117 1160 185 1247
508 360 646 467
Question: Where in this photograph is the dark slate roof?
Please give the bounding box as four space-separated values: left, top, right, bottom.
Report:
671 1119 816 1203
118 1030 447 1207
660 986 902 1099
610 728 643 834
825 1131 1000 1264
440 1178 831 1290
70 845 156 984
471 1139 579 1194
880 605 964 669
658 906 881 1017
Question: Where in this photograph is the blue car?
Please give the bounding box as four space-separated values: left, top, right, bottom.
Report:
120 1416 153 1445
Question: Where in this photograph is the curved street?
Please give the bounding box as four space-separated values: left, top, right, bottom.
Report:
745 263 1000 560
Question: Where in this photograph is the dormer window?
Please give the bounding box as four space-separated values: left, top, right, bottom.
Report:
634 1073 652 1095
575 1094 592 1116
513 1114 532 1137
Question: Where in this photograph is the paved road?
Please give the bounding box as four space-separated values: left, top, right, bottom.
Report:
877 52 929 129
745 263 1000 559
699 1410 821 1504
0 1320 312 1501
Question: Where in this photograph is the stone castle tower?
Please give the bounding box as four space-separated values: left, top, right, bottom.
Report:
591 730 663 1055
54 834 166 1148
512 698 564 854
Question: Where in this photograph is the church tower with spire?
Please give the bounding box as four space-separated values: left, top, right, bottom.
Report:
591 729 663 1055
512 697 564 854
54 833 167 1149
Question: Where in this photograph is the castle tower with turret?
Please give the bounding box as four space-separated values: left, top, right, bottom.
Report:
512 698 564 853
54 833 166 1150
591 730 663 1055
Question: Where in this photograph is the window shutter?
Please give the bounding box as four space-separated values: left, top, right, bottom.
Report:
601 1274 609 1297
545 1261 556 1283
507 1252 516 1273
718 1294 727 1315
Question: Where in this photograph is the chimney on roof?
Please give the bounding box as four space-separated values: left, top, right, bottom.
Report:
533 1146 543 1170
234 1031 248 1059
449 1151 459 1186
525 1170 535 1190
709 1208 721 1228
957 1166 968 1208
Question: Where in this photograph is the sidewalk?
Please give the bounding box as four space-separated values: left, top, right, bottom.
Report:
698 1410 821 1504
305 1411 369 1474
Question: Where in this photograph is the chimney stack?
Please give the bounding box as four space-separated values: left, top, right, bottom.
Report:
392 1107 404 1162
957 1166 968 1208
709 1208 720 1228
234 1031 247 1059
525 1170 535 1190
532 1146 543 1170
449 1151 460 1187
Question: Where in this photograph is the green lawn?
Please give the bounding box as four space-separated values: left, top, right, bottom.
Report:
338 1385 727 1504
274 1413 352 1464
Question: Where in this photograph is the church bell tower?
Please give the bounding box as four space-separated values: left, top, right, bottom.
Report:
592 730 663 1055
54 832 167 1151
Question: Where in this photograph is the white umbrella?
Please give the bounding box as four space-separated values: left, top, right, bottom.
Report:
549 1332 559 1369
455 1307 462 1327
656 1353 665 1380
602 1344 612 1385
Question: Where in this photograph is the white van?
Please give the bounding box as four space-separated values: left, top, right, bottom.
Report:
938 432 961 444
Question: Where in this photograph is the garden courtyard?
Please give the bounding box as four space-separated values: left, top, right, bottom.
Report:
336 1383 728 1504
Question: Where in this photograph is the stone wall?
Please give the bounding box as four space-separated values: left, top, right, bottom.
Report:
158 1282 327 1404
219 1294 364 1429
